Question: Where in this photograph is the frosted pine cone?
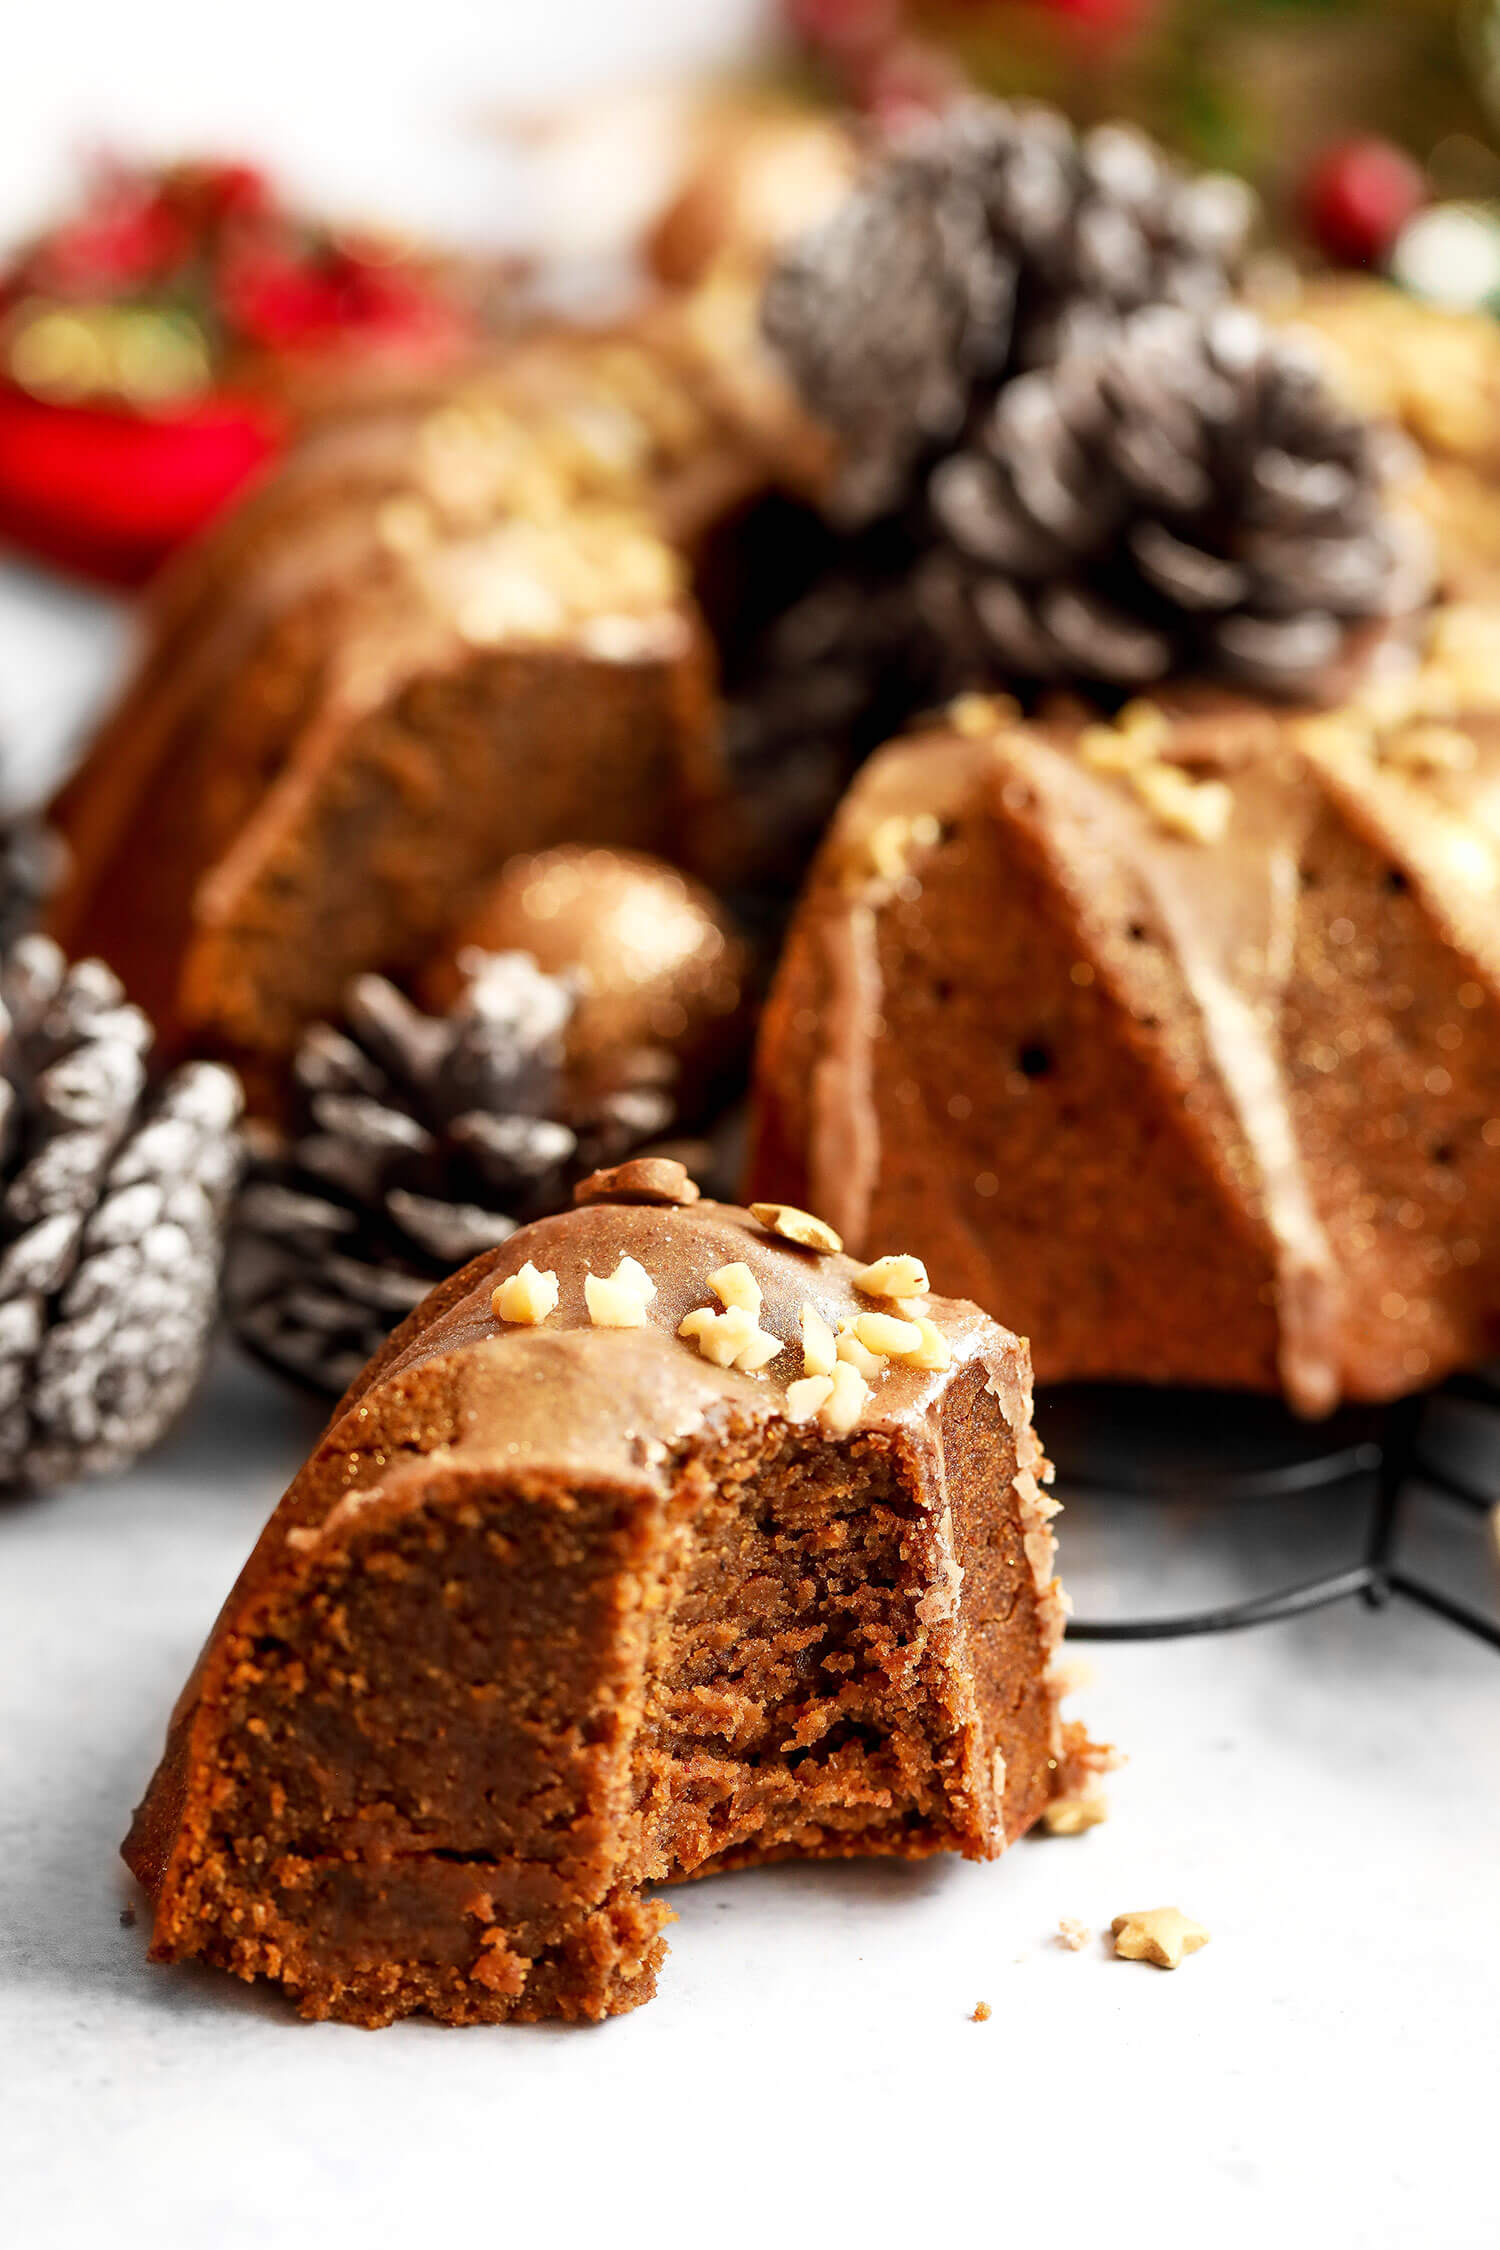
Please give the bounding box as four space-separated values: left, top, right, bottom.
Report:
763 97 1255 526
0 935 242 1489
919 305 1429 691
226 952 676 1396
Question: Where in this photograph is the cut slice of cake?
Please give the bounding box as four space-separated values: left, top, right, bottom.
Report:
122 1161 1071 2025
750 628 1500 1413
48 288 816 1114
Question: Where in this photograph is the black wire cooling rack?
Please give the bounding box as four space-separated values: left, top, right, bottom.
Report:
1043 1367 1500 1649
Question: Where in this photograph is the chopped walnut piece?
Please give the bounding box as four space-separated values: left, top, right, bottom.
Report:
585 1255 656 1328
1383 721 1477 773
949 690 1018 738
899 1315 952 1373
491 1261 559 1326
1041 1788 1109 1837
678 1302 783 1373
785 1373 835 1423
1110 1909 1209 1970
1079 698 1171 773
574 1158 700 1207
835 1320 884 1380
800 1302 837 1379
1133 761 1234 845
821 1358 869 1435
749 1201 843 1255
854 1253 929 1301
853 1310 924 1360
1056 1919 1091 1953
708 1262 761 1316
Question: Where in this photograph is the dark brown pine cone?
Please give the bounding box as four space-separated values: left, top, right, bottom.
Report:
0 935 243 1489
763 97 1255 527
718 523 941 900
0 816 65 949
226 952 679 1397
918 304 1429 692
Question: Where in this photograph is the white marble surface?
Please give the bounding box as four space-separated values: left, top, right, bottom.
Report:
3 1350 1498 2250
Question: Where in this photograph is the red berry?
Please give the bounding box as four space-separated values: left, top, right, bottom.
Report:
1303 137 1427 268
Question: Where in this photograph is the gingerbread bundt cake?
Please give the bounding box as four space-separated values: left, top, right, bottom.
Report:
123 1161 1071 2024
49 290 812 1110
751 618 1500 1415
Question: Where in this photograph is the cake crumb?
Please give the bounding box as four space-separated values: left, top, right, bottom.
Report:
750 1201 843 1255
1111 1908 1210 1970
970 1999 992 2022
1056 1918 1090 1952
492 1260 559 1326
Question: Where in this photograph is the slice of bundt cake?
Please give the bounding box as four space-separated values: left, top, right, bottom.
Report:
122 1161 1071 2025
750 614 1500 1414
49 291 812 1111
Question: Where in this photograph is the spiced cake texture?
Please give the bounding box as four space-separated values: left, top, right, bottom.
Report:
751 614 1500 1414
49 289 813 1111
123 1168 1067 2024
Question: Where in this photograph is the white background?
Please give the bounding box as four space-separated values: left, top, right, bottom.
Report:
1 7 1499 2245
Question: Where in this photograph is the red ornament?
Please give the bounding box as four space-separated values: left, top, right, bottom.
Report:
0 155 480 583
0 386 282 585
1302 138 1427 269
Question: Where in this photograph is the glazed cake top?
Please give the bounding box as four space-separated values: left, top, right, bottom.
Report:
348 1162 1034 1499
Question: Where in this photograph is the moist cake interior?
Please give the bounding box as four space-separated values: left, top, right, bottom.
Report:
139 1362 1048 2025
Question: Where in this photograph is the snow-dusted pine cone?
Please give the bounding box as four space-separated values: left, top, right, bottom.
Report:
226 952 677 1397
917 304 1429 692
763 96 1255 526
0 935 242 1489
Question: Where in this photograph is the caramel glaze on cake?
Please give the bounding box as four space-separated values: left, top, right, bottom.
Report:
751 611 1500 1415
49 287 817 1113
122 1169 1071 2025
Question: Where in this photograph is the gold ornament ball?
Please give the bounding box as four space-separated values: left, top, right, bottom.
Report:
419 846 750 1111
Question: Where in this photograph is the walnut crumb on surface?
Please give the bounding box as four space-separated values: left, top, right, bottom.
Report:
854 1253 929 1300
492 1261 559 1326
1056 1919 1090 1953
800 1302 837 1378
852 1310 924 1360
749 1201 843 1255
679 1302 782 1373
585 1256 656 1328
835 1319 884 1379
970 1999 992 2022
1041 1787 1110 1837
1111 1909 1210 1969
821 1358 869 1434
786 1374 835 1422
708 1262 761 1316
948 690 1019 737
